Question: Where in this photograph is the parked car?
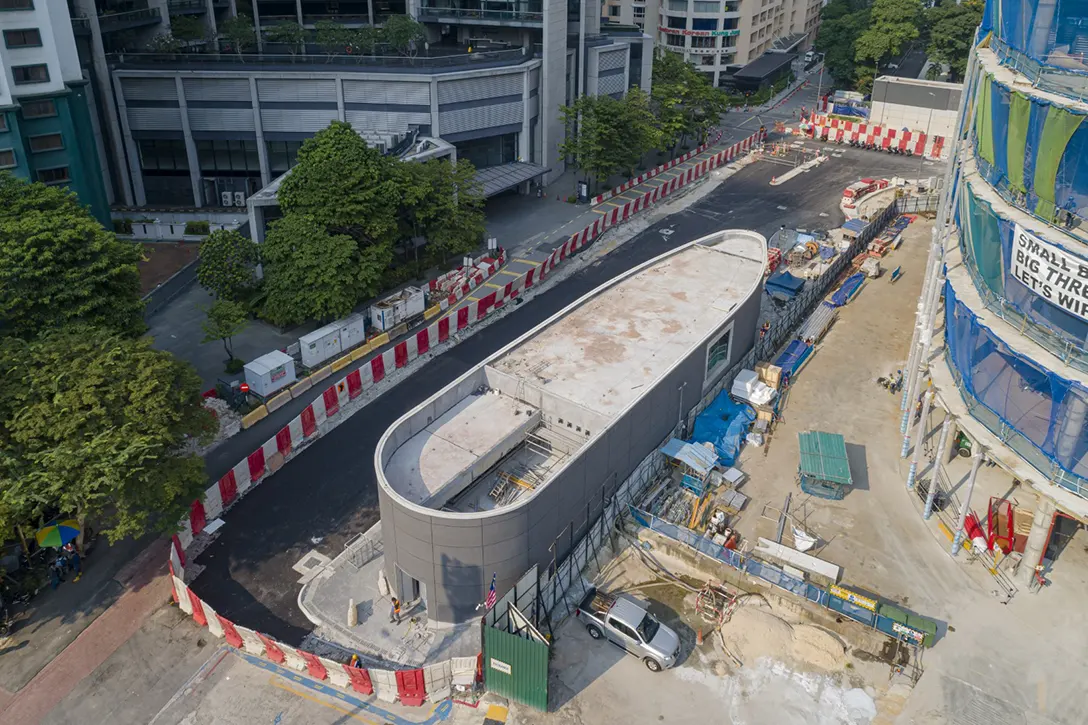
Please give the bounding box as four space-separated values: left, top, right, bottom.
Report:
575 586 681 672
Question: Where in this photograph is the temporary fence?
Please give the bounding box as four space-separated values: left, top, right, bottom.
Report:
809 116 947 160
625 506 937 648
166 571 479 706
591 128 725 205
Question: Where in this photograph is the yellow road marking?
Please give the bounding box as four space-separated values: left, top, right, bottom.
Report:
601 200 624 207
497 268 521 277
592 208 610 215
512 257 538 265
269 677 382 724
484 282 503 289
486 703 510 721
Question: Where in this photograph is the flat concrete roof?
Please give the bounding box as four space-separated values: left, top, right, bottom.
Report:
490 235 765 417
385 393 534 505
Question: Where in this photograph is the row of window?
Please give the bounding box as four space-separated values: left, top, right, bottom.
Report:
0 148 69 183
0 0 34 9
666 0 737 12
139 139 306 175
4 27 40 47
665 15 737 29
665 35 737 48
12 63 48 85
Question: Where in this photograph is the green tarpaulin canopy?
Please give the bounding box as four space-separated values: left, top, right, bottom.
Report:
797 431 852 486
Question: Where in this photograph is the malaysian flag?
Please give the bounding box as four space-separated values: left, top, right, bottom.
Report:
484 573 498 610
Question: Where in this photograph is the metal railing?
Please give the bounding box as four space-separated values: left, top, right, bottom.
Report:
989 36 1088 105
98 6 162 31
71 16 91 32
168 0 206 11
417 5 544 23
108 46 529 69
972 153 1088 245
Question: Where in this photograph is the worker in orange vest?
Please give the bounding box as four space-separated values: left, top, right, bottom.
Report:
390 597 401 624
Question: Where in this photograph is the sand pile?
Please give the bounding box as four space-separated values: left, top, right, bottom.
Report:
721 607 847 672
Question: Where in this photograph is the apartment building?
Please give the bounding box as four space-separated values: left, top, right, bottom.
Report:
604 0 819 87
0 0 108 221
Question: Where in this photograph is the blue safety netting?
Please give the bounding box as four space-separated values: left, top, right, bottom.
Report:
982 0 1088 73
691 391 755 467
957 174 1088 344
831 103 868 119
830 272 865 307
766 271 806 300
775 340 814 376
945 281 1088 480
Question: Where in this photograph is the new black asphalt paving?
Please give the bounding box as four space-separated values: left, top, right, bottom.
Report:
193 146 944 645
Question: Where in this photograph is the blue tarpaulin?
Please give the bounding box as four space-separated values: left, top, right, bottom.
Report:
691 391 755 467
659 438 718 477
843 218 869 235
830 272 865 307
775 340 814 377
766 271 806 300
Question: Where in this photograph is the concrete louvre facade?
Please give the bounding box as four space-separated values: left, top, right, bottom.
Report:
376 230 766 624
909 0 1088 587
869 76 961 141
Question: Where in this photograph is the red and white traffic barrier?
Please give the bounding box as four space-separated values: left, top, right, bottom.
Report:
592 128 725 205
808 116 947 160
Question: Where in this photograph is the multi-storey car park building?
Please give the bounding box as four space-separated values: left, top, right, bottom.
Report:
374 230 765 624
603 0 819 87
904 0 1088 587
11 0 652 212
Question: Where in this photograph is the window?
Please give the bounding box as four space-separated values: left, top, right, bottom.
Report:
705 324 733 381
28 133 62 152
37 166 69 184
0 0 33 9
267 140 303 173
722 17 737 29
691 36 716 47
139 139 189 171
0 149 14 168
666 34 685 46
700 55 715 65
693 0 718 10
633 5 645 17
12 63 48 84
667 15 686 28
667 0 687 10
3 28 40 47
20 98 54 118
196 139 260 174
608 4 619 15
692 17 717 29
0 113 6 132
608 618 640 641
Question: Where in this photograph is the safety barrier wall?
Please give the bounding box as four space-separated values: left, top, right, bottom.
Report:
591 128 725 205
944 281 1088 499
626 507 936 647
167 126 768 695
809 116 947 159
166 571 479 705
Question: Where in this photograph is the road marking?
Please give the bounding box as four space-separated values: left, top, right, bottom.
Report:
512 257 538 265
483 282 503 290
497 269 522 277
271 678 384 724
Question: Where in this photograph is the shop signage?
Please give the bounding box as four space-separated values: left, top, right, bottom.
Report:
490 658 512 675
891 622 925 644
828 584 876 611
658 26 740 37
1010 223 1088 322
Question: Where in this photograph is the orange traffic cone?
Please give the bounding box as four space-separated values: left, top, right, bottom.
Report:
696 628 704 646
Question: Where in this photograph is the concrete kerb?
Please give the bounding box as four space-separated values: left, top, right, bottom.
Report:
167 128 766 707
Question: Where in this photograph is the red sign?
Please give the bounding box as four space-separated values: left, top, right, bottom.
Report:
239 382 250 393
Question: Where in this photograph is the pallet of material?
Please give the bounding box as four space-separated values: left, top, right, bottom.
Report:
851 252 870 268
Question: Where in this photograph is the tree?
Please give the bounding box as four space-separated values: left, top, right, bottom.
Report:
620 89 662 176
559 95 627 191
0 327 215 543
265 20 306 57
261 214 386 326
400 159 486 265
218 14 256 55
815 0 870 89
651 52 728 151
169 14 207 43
278 121 401 249
855 0 924 80
315 19 351 59
349 26 382 56
382 14 424 57
197 229 259 301
927 0 983 82
0 173 143 338
202 299 249 368
146 32 184 53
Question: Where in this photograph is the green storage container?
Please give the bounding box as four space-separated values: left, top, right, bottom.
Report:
878 604 909 624
906 614 938 648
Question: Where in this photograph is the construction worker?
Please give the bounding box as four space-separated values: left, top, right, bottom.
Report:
390 596 401 624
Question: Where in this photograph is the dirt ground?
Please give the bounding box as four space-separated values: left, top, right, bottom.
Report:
138 242 200 294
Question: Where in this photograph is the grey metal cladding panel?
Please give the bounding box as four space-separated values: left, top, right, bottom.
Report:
439 101 523 135
395 530 439 563
431 522 484 548
260 108 338 132
874 79 959 112
434 544 485 568
606 414 633 476
182 77 251 101
483 542 528 575
127 107 183 131
481 511 528 545
343 79 429 105
529 96 539 119
345 110 430 133
599 49 627 71
256 78 337 103
581 438 611 493
122 77 178 102
437 74 522 105
393 504 434 542
530 68 540 90
598 74 626 97
392 547 434 582
188 108 255 132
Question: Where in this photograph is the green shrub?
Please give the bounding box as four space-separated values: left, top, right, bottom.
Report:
185 220 211 236
113 219 134 235
225 357 245 374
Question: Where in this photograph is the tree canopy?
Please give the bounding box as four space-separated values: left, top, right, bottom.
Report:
0 327 214 543
560 88 667 189
202 299 249 363
0 173 144 339
399 159 487 264
651 52 727 150
196 228 259 302
815 0 871 89
926 0 983 81
855 0 924 73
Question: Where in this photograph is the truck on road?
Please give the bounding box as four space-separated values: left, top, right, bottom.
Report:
575 587 681 672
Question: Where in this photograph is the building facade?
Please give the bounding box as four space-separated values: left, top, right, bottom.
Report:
0 0 108 221
375 230 765 624
904 0 1088 587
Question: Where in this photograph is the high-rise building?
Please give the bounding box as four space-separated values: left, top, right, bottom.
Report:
905 0 1088 586
603 0 820 87
0 0 109 221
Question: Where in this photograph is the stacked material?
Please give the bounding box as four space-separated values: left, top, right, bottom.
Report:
732 369 778 406
796 303 837 344
829 272 865 307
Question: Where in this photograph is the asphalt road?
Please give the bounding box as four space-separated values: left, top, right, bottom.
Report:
192 145 944 645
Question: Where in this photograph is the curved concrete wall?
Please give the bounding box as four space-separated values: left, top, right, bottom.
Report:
375 230 766 624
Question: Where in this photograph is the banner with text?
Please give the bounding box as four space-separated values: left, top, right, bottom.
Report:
1010 223 1088 322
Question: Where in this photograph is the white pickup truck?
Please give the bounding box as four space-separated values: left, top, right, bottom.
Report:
575 587 681 672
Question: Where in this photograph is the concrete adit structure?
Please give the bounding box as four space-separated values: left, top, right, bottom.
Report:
375 229 766 624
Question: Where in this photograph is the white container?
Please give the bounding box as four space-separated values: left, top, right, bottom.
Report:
339 313 368 351
244 349 296 398
370 286 425 332
734 369 760 395
299 322 342 369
